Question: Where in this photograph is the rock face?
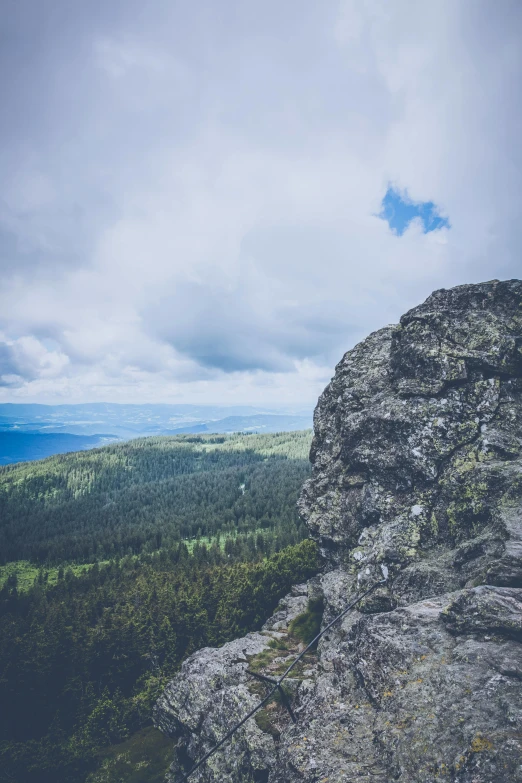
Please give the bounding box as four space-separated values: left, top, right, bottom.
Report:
155 280 522 783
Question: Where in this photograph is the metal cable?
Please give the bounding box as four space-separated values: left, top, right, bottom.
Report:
177 577 387 782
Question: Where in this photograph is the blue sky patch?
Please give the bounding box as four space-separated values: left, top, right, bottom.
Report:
379 186 450 235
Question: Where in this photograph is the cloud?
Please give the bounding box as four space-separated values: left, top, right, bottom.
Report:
145 276 358 373
0 336 69 387
0 0 520 405
93 38 167 79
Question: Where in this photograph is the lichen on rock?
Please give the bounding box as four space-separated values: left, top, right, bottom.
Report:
155 279 522 783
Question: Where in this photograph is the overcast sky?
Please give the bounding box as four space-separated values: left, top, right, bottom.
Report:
1 0 521 407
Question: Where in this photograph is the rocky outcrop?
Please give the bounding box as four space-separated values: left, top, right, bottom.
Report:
155 280 522 783
154 583 315 782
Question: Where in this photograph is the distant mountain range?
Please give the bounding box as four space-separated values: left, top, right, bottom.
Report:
0 403 313 464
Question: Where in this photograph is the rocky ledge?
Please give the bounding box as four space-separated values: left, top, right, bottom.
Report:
154 280 522 783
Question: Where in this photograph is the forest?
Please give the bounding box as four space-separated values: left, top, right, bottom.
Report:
0 431 318 783
0 431 311 564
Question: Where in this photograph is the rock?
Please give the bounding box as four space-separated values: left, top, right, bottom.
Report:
262 591 307 632
441 585 522 639
154 632 276 782
155 280 522 783
153 583 321 782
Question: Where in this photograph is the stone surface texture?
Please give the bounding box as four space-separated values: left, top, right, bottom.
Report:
155 280 522 783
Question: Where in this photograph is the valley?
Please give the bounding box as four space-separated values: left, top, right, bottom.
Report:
0 403 313 464
0 430 317 783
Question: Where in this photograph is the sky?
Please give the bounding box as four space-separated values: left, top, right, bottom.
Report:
0 0 521 408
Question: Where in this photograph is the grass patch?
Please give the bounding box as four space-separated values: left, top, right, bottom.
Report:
0 527 271 592
254 708 280 739
86 726 173 783
247 647 283 674
267 637 290 651
0 559 103 592
288 597 324 646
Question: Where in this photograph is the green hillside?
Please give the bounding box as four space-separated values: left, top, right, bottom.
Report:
0 431 318 783
0 430 312 565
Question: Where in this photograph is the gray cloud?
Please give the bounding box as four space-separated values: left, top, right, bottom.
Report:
0 1 521 404
145 279 357 372
0 341 37 386
0 343 24 383
0 337 69 388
